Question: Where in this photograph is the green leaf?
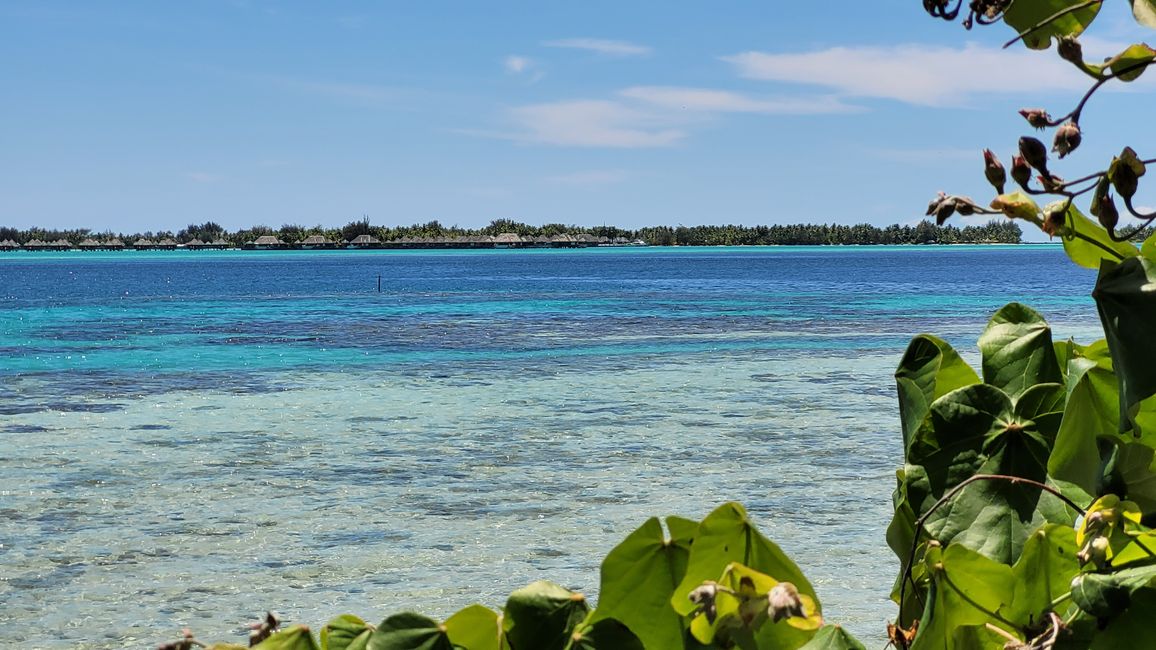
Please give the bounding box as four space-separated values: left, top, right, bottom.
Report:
1058 202 1139 270
1091 589 1156 649
1107 43 1156 81
1071 564 1156 617
797 625 867 650
1014 382 1066 441
565 618 645 650
1095 256 1156 432
1049 340 1119 492
589 516 693 650
367 614 453 650
978 303 1063 400
503 581 589 650
1130 1 1156 29
253 626 322 650
1003 0 1103 50
913 544 1015 650
322 615 373 650
444 605 501 650
1102 442 1156 514
671 503 819 649
907 384 1065 563
895 334 980 451
1006 525 1080 627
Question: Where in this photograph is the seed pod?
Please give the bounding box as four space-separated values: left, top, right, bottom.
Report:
768 582 806 623
1053 122 1081 159
983 149 1006 194
689 582 720 623
1011 155 1033 189
1113 164 1139 200
1097 194 1120 233
1057 37 1083 65
1018 108 1051 130
1019 137 1050 176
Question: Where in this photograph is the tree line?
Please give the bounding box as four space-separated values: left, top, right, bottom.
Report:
0 217 1022 247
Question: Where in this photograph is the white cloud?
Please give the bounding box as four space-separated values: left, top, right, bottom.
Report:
543 38 652 57
505 55 531 74
722 42 1091 106
506 100 684 148
546 169 631 185
619 86 860 114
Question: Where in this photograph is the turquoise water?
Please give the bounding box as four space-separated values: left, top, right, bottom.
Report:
0 246 1103 647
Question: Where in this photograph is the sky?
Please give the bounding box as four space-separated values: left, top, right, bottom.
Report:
2 1 1154 238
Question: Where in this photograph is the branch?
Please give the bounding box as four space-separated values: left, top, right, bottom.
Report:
1003 0 1103 49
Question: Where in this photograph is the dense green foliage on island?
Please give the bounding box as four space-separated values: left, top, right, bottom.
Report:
0 217 1021 248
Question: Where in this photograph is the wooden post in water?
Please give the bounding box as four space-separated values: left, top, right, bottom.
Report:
377 274 381 293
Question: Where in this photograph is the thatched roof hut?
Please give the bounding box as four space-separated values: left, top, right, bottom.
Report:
209 238 231 248
349 234 381 248
157 238 179 250
79 238 100 249
300 235 333 249
0 239 18 250
133 238 155 249
493 232 522 248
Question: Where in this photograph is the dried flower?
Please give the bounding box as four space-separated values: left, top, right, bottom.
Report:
1011 155 1032 189
1053 122 1081 159
689 582 720 623
768 582 806 623
1042 203 1066 237
1018 108 1051 130
1018 136 1050 177
1097 193 1120 233
983 149 1006 194
1057 37 1083 65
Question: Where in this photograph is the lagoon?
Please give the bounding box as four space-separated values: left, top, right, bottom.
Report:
0 246 1103 647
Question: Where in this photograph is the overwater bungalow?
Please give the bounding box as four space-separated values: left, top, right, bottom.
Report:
348 234 381 249
133 238 156 250
245 235 288 250
156 238 179 250
208 238 232 249
493 232 523 248
299 235 336 249
0 239 18 250
78 238 100 250
47 239 73 250
185 238 207 250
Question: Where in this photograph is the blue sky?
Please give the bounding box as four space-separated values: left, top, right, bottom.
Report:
2 1 1153 237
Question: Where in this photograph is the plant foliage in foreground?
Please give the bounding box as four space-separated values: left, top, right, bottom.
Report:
161 3 1156 649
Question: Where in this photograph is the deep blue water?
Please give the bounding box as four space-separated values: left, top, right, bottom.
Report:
0 246 1104 647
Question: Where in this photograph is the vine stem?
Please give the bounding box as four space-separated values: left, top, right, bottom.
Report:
897 473 1086 628
1003 0 1103 49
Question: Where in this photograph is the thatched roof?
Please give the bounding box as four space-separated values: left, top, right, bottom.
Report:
211 238 230 246
106 238 124 247
350 234 380 244
79 238 99 248
158 238 179 247
300 235 329 245
186 238 204 246
134 238 154 246
493 232 522 243
252 235 282 245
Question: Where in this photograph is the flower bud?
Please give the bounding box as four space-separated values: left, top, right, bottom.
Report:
1011 156 1032 189
1038 174 1065 193
1042 203 1066 237
1019 109 1051 130
1113 163 1140 200
1019 136 1050 176
1057 37 1083 65
983 149 1006 194
1052 122 1081 159
768 582 806 623
1097 194 1120 233
1077 535 1111 569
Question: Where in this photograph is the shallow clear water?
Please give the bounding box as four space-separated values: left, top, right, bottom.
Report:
0 246 1103 647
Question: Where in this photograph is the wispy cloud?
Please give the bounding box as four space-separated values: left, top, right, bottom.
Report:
619 86 859 114
546 169 631 186
543 37 652 57
506 100 683 148
505 55 532 74
722 42 1090 106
